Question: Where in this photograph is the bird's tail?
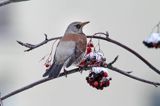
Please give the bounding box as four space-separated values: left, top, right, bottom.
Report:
43 62 63 78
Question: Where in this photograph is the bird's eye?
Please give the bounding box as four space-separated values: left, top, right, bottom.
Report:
75 24 81 29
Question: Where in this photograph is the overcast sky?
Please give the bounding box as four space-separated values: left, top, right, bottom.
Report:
0 0 160 106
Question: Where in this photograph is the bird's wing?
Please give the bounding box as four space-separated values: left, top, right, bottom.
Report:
55 33 87 68
54 40 76 64
65 38 87 67
65 46 85 68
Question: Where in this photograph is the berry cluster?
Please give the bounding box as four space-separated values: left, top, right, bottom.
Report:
79 40 111 90
143 32 160 48
86 68 111 90
79 40 107 68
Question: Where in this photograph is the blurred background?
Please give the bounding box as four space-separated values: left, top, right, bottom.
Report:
0 0 160 106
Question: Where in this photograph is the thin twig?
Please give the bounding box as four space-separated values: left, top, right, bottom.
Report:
1 56 159 101
10 0 30 2
17 34 61 52
0 0 29 7
17 33 160 75
1 68 80 100
106 56 159 87
107 55 119 66
0 92 2 106
88 33 160 75
109 66 160 87
0 0 11 7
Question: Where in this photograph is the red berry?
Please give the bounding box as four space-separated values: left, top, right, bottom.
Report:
100 87 104 90
93 81 99 87
79 60 86 67
99 82 103 87
87 47 92 54
106 81 110 86
103 72 108 77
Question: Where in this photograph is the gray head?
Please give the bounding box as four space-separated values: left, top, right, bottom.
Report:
65 21 90 34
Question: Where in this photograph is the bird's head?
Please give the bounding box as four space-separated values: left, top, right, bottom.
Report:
65 21 90 34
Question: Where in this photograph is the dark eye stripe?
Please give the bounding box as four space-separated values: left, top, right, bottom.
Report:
75 24 81 29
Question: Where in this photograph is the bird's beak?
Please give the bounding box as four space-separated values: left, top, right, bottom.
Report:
80 21 90 27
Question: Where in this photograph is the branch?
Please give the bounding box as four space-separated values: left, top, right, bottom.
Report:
106 56 160 87
1 68 80 101
1 56 159 101
89 32 160 75
17 34 61 52
0 93 2 106
17 33 160 75
109 66 160 87
0 0 29 7
10 0 30 2
0 0 11 7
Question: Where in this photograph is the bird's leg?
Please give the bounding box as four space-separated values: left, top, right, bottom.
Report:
79 68 83 74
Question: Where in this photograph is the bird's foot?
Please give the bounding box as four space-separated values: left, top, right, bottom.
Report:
79 69 83 74
64 68 67 78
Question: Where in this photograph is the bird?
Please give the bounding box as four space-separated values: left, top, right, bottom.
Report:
43 21 90 78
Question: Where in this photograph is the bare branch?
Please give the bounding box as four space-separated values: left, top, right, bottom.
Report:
0 0 29 7
1 68 80 101
44 33 48 40
109 66 160 87
0 0 11 7
88 33 160 75
107 55 119 66
17 33 160 75
17 34 61 52
1 57 159 101
10 0 30 2
0 92 2 106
